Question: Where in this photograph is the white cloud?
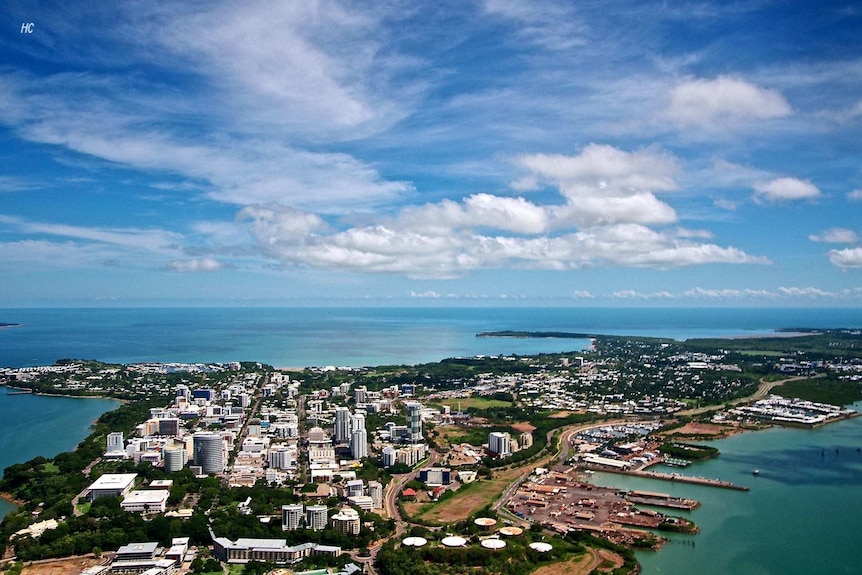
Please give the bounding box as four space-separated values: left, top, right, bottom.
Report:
612 290 675 300
482 0 587 51
848 189 862 201
0 214 181 253
829 247 862 269
753 178 821 202
516 144 680 198
165 258 225 273
674 227 714 240
571 290 594 299
777 286 836 298
410 290 442 299
666 76 791 128
809 228 858 243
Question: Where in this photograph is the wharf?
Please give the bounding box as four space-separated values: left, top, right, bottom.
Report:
631 470 749 491
624 490 699 510
588 465 749 491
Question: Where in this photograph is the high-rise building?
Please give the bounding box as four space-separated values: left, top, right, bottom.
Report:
268 445 296 470
107 432 125 453
350 414 367 459
488 432 512 458
158 418 181 437
193 432 224 474
305 505 328 531
281 504 304 531
164 444 187 472
368 481 383 509
334 407 352 443
330 508 361 535
406 402 423 443
381 446 397 468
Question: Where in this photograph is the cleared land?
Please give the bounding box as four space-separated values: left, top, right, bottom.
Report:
434 397 514 410
531 549 597 575
21 556 103 575
415 465 526 523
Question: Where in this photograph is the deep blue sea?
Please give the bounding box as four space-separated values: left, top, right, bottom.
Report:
2 306 862 573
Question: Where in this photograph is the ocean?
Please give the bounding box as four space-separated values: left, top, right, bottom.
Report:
1 306 862 573
2 306 861 369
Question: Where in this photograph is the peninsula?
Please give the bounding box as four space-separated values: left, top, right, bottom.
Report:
477 330 593 339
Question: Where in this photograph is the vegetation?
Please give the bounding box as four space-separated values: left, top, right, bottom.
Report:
773 377 862 406
658 442 719 461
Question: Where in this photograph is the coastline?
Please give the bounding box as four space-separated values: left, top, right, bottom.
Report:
0 491 25 507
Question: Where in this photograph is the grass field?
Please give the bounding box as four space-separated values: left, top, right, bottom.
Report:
431 397 513 411
415 465 526 523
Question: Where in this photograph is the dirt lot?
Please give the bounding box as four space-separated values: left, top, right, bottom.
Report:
21 555 104 575
418 466 526 523
511 421 537 433
660 422 736 438
531 549 596 575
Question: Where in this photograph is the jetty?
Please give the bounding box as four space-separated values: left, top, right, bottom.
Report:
624 490 700 510
631 470 749 491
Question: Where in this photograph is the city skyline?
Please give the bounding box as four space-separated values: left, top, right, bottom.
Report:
1 1 861 307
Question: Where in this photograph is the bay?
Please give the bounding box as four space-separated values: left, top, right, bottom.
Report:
590 405 862 575
0 388 119 518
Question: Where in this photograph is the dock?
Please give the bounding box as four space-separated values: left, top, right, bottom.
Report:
630 470 749 491
584 465 749 491
624 490 700 510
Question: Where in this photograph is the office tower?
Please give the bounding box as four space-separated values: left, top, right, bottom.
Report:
350 414 367 459
334 407 351 443
281 504 304 531
305 505 328 531
193 432 224 474
106 432 124 453
164 444 187 472
406 402 423 443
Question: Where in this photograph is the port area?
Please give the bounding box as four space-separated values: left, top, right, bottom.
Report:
503 468 698 548
623 490 699 510
584 464 750 492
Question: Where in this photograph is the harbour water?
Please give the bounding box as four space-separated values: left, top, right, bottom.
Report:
1 306 862 571
590 407 862 575
0 387 119 518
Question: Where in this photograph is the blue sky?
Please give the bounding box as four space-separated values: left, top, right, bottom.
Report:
1 1 861 307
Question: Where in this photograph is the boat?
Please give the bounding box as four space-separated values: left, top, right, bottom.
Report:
753 469 760 476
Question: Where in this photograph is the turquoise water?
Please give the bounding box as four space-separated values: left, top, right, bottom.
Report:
590 405 862 575
2 307 860 369
0 387 119 518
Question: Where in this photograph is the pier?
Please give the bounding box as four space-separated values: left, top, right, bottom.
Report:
583 465 749 491
630 470 749 491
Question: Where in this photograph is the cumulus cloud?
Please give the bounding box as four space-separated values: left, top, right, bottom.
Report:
231 144 767 277
809 228 858 243
666 76 791 127
165 258 225 272
753 178 821 202
829 247 862 269
516 144 680 198
571 290 594 299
